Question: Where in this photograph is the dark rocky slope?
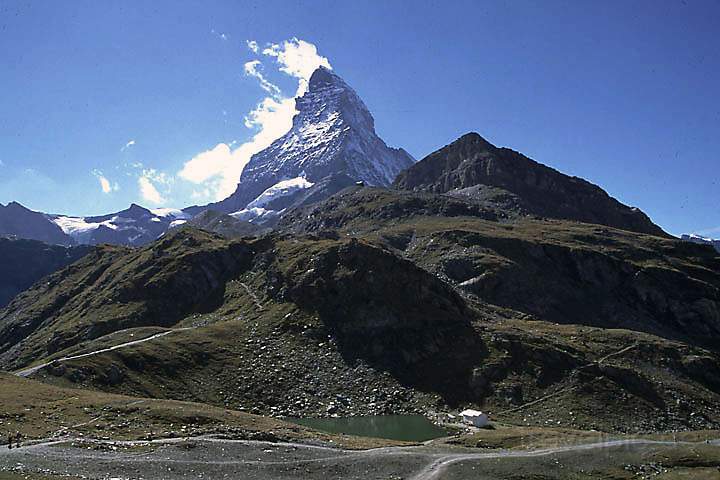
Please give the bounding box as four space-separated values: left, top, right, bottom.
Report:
0 237 92 307
0 229 482 400
394 133 667 237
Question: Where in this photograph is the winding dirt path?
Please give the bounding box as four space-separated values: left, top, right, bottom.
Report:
14 328 193 378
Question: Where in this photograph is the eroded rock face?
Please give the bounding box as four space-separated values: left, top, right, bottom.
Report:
394 133 668 237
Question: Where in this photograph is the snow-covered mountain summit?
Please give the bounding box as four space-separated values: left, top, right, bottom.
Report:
202 66 415 218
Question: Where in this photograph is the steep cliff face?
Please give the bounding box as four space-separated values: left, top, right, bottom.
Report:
202 67 414 219
394 133 667 237
268 239 476 366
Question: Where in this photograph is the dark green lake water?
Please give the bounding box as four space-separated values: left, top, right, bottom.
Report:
291 415 447 442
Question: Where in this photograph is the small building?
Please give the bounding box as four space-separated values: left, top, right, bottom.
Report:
460 409 489 427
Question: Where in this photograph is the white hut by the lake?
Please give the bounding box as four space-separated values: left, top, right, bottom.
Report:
460 409 489 427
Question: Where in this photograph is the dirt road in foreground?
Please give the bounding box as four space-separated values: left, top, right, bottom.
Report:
1 435 718 480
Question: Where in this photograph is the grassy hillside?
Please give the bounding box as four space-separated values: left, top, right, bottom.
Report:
2 188 720 436
0 372 400 449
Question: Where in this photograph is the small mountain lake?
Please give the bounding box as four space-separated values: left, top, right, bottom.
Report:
290 415 447 442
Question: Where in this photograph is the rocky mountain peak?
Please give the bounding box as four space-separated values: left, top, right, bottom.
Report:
201 67 415 219
307 65 343 89
395 133 668 237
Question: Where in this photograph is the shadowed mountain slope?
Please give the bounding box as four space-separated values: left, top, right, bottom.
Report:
0 236 92 307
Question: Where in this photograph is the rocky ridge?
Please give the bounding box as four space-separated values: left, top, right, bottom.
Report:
394 133 667 237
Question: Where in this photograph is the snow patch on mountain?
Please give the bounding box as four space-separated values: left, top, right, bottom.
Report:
229 177 315 222
230 207 277 223
150 208 190 219
54 216 116 235
247 177 314 209
169 219 188 228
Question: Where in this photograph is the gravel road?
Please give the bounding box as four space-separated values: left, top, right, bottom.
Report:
1 435 717 480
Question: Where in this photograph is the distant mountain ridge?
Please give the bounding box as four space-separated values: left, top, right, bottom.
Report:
0 201 191 247
394 133 668 237
50 204 189 246
682 234 720 253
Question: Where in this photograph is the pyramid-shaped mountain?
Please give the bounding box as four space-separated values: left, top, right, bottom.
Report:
199 67 414 218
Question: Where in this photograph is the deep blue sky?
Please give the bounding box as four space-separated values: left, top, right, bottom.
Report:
0 0 718 236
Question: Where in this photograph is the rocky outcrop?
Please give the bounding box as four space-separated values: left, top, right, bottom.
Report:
417 228 720 349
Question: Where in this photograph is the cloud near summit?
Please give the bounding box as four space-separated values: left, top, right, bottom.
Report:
178 38 332 202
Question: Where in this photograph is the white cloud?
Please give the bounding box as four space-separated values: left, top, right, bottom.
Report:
91 169 119 194
178 38 331 201
138 175 165 204
262 37 332 95
0 159 4 167
121 139 136 152
142 168 172 186
244 60 281 96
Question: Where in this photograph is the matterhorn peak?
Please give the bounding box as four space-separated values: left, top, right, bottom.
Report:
307 65 341 89
206 68 415 220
